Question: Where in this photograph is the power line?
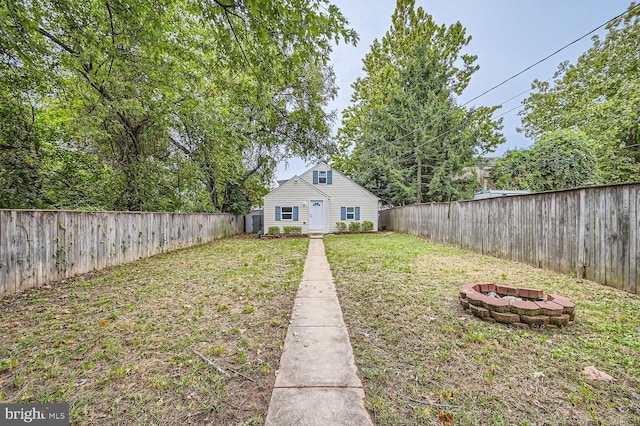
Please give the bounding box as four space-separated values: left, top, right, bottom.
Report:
394 106 640 165
422 3 640 143
492 76 554 112
359 73 547 163
460 2 640 108
347 2 640 159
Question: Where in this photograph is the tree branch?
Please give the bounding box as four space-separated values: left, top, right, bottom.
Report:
168 136 193 157
222 8 251 71
192 349 231 378
213 0 238 9
106 1 116 45
238 157 267 184
36 27 77 55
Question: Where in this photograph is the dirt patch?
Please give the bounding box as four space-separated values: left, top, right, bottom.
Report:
0 237 308 425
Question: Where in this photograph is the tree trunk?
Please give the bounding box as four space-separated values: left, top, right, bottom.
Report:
416 155 422 203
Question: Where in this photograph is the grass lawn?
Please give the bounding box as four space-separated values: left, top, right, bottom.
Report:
0 236 308 425
324 233 640 426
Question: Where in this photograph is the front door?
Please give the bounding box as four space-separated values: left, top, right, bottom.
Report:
309 200 323 231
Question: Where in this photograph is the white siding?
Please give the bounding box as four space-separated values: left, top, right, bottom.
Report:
263 163 380 234
263 178 328 234
300 164 379 232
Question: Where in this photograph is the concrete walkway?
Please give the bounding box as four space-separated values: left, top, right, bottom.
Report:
264 237 373 426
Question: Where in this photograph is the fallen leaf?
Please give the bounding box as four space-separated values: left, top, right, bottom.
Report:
438 411 454 426
582 366 613 381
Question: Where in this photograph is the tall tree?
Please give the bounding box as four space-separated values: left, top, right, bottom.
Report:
491 129 598 192
0 63 47 208
489 149 533 191
0 0 356 212
333 0 503 205
528 129 598 191
520 2 640 183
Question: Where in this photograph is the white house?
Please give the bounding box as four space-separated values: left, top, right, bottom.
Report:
263 163 380 234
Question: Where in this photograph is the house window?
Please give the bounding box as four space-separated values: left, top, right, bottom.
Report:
313 170 332 184
281 206 293 220
276 205 299 221
346 207 355 220
341 206 360 221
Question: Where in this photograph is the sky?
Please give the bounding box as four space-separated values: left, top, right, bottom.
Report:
275 0 633 181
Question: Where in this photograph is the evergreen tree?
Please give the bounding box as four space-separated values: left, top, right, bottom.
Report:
333 0 503 205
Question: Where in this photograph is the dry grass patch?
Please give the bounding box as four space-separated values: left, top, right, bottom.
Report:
0 236 308 425
324 233 640 426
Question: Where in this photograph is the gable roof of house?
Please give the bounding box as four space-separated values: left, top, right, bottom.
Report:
264 162 380 201
307 162 379 200
263 174 330 199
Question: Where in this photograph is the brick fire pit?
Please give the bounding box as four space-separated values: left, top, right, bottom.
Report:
459 283 575 328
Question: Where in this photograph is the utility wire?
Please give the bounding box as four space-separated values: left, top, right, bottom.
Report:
395 2 640 147
394 107 640 164
460 2 640 108
361 73 547 163
350 2 640 157
392 99 640 164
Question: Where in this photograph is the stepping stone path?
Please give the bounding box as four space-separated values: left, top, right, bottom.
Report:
265 237 373 425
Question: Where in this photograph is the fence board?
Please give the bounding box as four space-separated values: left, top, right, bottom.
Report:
1 210 240 297
559 195 569 273
0 212 4 293
577 190 586 280
535 195 543 268
605 189 614 287
585 189 596 282
631 187 639 294
594 189 604 284
381 183 639 294
6 211 17 295
543 196 551 271
0 211 6 294
621 187 630 292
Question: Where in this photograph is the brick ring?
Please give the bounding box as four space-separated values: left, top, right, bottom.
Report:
459 283 575 329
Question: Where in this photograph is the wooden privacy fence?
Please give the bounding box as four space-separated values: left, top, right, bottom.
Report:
380 183 639 295
0 210 242 297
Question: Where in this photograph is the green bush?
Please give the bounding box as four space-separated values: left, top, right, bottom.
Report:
348 221 361 232
267 226 280 235
362 221 374 232
336 222 347 232
283 226 302 235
